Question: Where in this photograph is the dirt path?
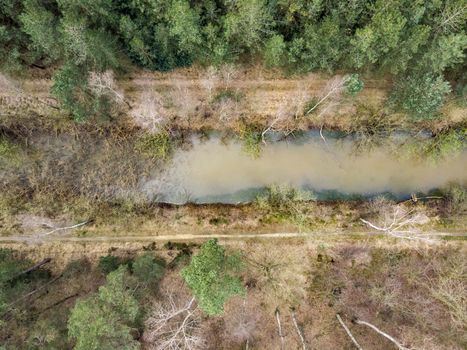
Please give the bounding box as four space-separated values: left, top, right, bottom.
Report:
0 230 464 244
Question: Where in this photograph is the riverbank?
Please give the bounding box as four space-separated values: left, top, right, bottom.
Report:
1 69 465 242
1 66 466 134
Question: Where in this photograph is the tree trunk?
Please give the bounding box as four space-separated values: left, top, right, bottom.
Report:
275 308 286 350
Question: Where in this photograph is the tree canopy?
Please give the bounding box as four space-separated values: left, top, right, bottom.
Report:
181 239 245 316
0 0 465 120
68 266 140 350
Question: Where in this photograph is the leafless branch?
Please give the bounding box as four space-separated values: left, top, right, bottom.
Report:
291 309 307 350
336 314 363 350
306 76 346 115
355 319 411 350
39 221 89 237
224 294 257 346
14 258 52 278
144 293 205 350
360 204 434 242
131 91 167 133
437 4 467 33
261 115 282 144
275 308 286 350
88 70 128 106
201 66 219 101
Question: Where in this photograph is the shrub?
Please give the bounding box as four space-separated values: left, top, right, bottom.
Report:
344 73 364 95
303 96 320 115
256 184 315 229
51 63 91 121
390 73 451 119
68 266 140 350
264 34 285 67
237 124 262 158
401 128 465 163
132 253 165 283
98 255 121 274
443 182 467 214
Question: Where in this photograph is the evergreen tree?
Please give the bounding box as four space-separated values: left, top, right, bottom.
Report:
181 239 245 316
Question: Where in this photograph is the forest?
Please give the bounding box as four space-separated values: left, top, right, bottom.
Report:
1 0 466 120
0 0 466 349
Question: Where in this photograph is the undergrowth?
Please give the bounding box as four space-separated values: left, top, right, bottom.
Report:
136 130 173 161
256 184 316 230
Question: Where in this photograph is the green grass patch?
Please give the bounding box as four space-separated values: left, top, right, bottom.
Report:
136 130 172 160
212 89 243 103
441 235 467 241
0 137 23 167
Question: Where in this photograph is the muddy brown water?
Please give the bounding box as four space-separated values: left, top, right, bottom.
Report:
143 134 467 204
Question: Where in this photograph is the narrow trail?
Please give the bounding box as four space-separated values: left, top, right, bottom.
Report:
0 230 464 244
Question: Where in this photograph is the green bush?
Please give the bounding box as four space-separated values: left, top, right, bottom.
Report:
344 73 364 95
443 183 467 214
238 124 262 158
98 255 121 274
256 184 315 229
390 73 451 119
51 63 91 121
264 34 285 67
304 96 320 115
400 128 465 163
68 266 140 350
132 253 165 283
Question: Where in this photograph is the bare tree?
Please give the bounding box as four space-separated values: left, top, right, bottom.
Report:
355 319 412 350
131 90 167 133
200 66 220 101
336 314 363 350
217 96 242 122
275 308 286 350
220 63 239 85
245 244 308 305
224 295 258 349
360 203 432 241
291 309 307 350
305 75 346 115
171 81 199 119
88 70 128 106
424 255 467 329
143 293 205 350
261 96 295 144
